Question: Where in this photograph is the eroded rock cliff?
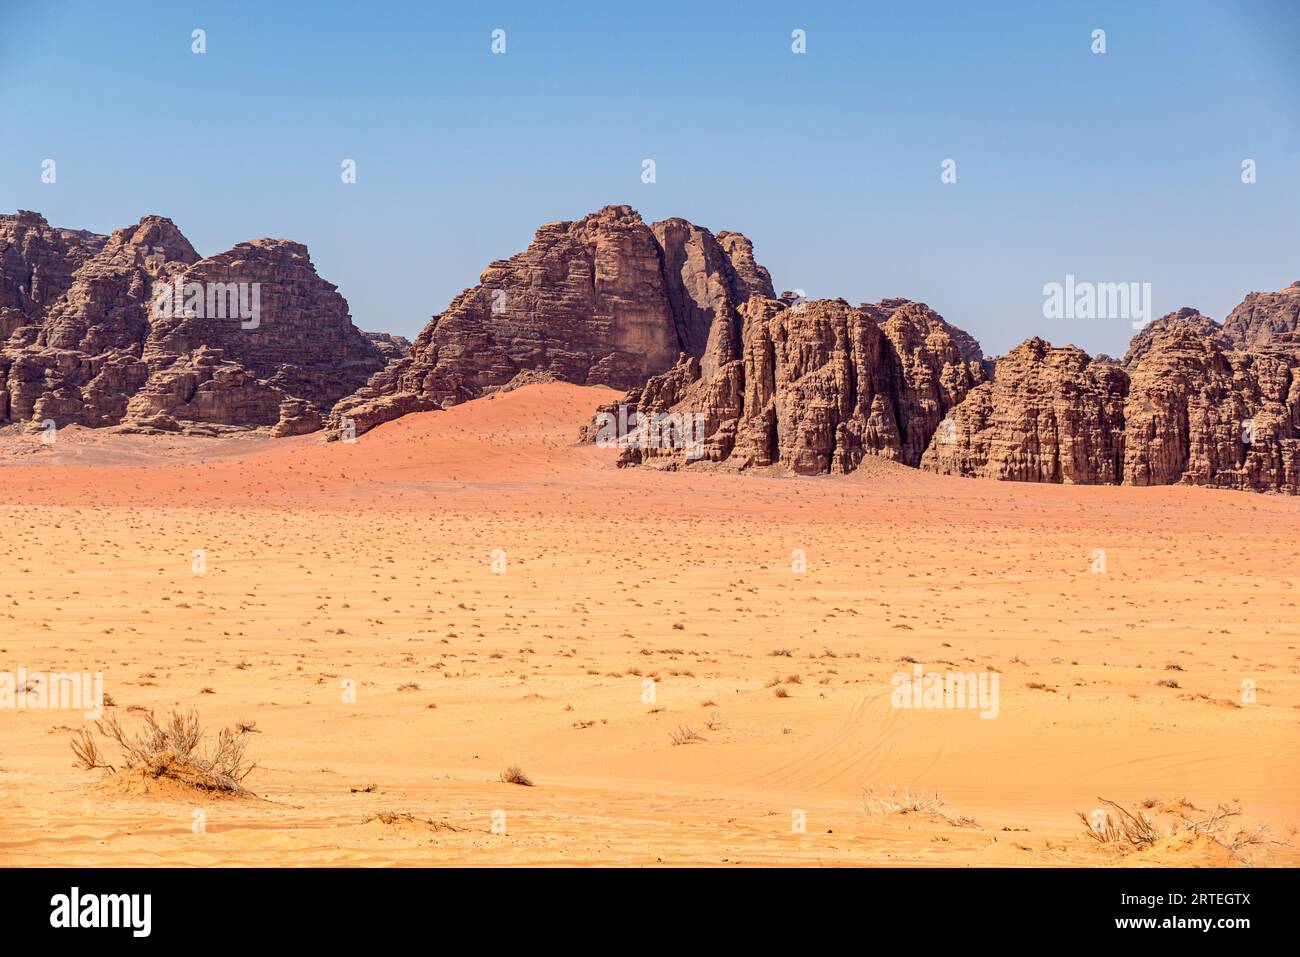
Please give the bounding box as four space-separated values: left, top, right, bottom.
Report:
327 205 773 438
0 213 384 435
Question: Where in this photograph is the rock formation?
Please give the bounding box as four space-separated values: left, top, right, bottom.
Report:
5 206 1296 496
1221 280 1300 360
588 296 987 474
1123 322 1299 493
595 285 1298 495
327 205 773 438
921 309 1298 494
363 332 411 360
0 212 385 435
921 338 1129 484
1123 307 1230 368
0 211 105 340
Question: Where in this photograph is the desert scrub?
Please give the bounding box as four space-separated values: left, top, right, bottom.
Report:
71 707 257 794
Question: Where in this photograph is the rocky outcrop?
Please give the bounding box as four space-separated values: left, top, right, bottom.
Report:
363 332 411 360
1 213 385 435
6 206 1297 496
0 211 105 340
1123 324 1299 493
1124 307 1230 368
1222 281 1300 360
142 239 386 416
922 321 1299 494
591 296 986 474
921 338 1129 484
594 277 1298 495
326 205 774 438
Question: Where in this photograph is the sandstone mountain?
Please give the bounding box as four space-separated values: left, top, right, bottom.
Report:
1221 280 1300 360
0 211 387 436
1122 306 1230 368
921 308 1297 494
920 338 1129 485
1122 319 1299 492
588 295 987 474
327 205 774 438
6 206 1296 495
593 288 1299 495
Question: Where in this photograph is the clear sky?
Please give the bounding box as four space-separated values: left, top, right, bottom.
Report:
3 0 1297 358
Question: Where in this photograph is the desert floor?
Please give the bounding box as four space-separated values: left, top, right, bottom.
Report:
0 383 1296 866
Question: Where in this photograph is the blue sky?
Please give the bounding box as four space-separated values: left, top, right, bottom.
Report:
3 0 1297 357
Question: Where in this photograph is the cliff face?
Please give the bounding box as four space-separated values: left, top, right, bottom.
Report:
0 211 105 340
921 315 1298 495
1123 324 1299 493
1221 280 1300 360
590 296 986 474
593 283 1299 495
1123 307 1230 369
327 205 773 437
920 338 1129 485
0 212 384 435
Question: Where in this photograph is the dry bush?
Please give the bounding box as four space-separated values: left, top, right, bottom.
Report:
367 811 421 825
500 765 533 786
364 811 467 832
70 707 256 794
864 785 980 828
669 724 702 746
865 785 945 816
1080 797 1284 863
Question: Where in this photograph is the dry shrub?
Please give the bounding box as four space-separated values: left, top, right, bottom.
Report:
865 785 945 815
1080 797 1284 863
864 785 980 829
500 765 533 786
669 725 702 745
71 707 256 794
364 811 468 832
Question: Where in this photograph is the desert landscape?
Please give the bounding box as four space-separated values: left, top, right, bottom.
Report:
0 381 1296 867
1 197 1298 868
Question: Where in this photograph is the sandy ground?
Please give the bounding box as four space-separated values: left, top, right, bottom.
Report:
0 383 1296 867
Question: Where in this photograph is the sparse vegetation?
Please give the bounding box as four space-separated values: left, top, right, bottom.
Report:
1079 796 1282 862
865 785 945 816
71 707 256 794
864 785 979 829
669 724 703 745
501 765 533 786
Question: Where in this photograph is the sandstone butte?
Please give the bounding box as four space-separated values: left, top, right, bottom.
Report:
3 206 1297 494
